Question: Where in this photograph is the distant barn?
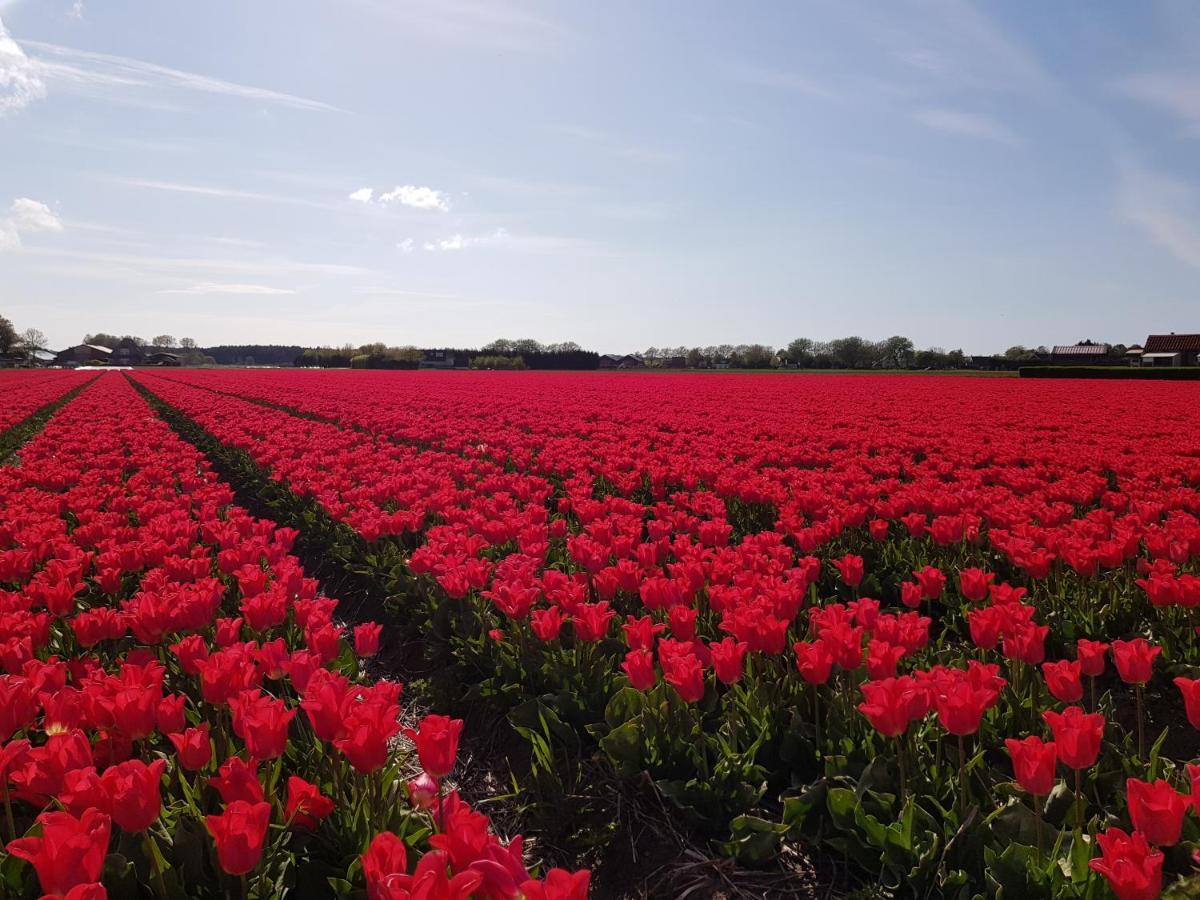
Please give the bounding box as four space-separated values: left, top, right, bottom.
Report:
55 344 113 366
1050 342 1111 365
1140 334 1200 367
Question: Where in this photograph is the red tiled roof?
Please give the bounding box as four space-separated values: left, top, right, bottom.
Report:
1143 334 1200 353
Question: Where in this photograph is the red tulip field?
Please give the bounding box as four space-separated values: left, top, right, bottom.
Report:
3 368 1200 899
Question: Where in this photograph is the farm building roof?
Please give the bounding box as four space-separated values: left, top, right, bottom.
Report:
1143 334 1200 353
1051 344 1109 356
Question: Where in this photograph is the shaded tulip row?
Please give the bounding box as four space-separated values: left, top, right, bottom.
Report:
0 374 588 899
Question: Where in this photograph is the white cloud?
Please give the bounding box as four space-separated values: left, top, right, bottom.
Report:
396 238 414 253
67 1 85 22
9 197 64 233
351 0 570 56
423 228 506 251
350 184 450 211
0 15 46 115
20 39 339 112
1116 72 1200 136
0 197 64 251
912 107 1022 147
159 282 298 295
378 185 450 211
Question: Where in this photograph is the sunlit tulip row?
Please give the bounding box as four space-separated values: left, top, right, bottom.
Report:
0 370 92 435
0 373 588 900
126 369 1200 898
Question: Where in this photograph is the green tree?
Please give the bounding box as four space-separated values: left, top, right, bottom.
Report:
0 315 16 354
879 335 915 368
152 335 176 348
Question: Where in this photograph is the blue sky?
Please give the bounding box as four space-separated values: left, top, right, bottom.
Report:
1 0 1198 353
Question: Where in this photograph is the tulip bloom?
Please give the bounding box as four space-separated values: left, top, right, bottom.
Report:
362 832 408 900
6 809 111 897
168 725 212 771
209 757 264 805
520 868 592 900
1004 736 1057 796
1111 639 1160 686
1174 676 1200 729
99 758 166 832
284 776 335 829
858 677 918 738
1076 639 1108 677
404 714 464 779
206 800 271 876
621 649 656 691
662 653 706 704
1126 778 1189 846
353 622 382 657
1088 828 1163 900
833 554 864 588
1042 659 1083 703
913 566 946 601
793 641 834 685
709 637 747 685
956 568 993 602
1042 707 1104 770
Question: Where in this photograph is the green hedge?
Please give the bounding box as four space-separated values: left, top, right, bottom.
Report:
1019 365 1200 380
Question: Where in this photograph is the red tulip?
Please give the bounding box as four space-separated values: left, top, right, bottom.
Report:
621 649 656 691
1076 639 1108 677
957 568 994 602
1042 706 1104 770
1174 676 1200 729
284 776 334 829
6 809 111 897
1042 659 1083 703
833 554 864 588
230 690 296 761
709 637 747 685
530 607 564 642
1088 827 1162 900
866 640 906 680
209 756 263 805
899 582 922 609
662 653 706 703
404 714 464 779
520 868 592 900
168 725 212 771
1004 736 1057 796
858 676 918 737
362 832 408 900
206 800 270 876
353 622 382 657
913 566 946 600
99 758 166 832
1111 639 1160 686
793 641 834 685
1126 778 1189 846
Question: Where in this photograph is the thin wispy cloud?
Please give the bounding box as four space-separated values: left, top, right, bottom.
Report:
549 125 676 164
113 178 339 211
1115 72 1200 137
19 246 367 278
159 282 297 295
720 61 842 102
351 0 570 55
0 15 46 114
1119 162 1200 269
913 108 1022 147
19 38 340 112
350 185 451 211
